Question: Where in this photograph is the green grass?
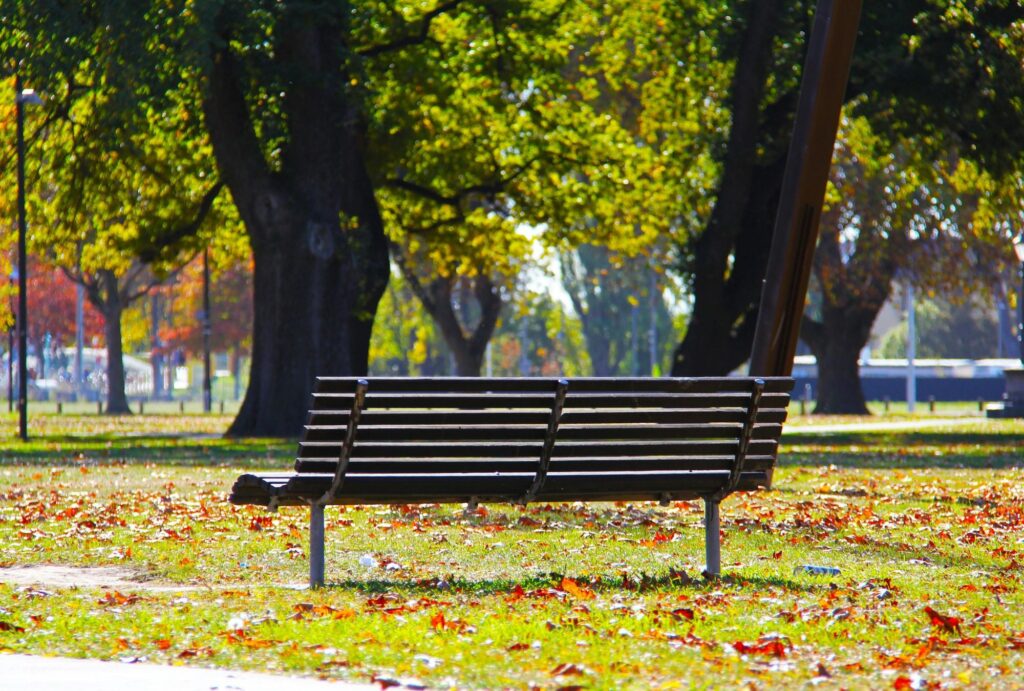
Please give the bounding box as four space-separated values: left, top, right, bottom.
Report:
0 412 1021 688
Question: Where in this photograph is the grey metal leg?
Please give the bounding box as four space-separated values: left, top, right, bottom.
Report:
704 498 721 577
310 503 326 588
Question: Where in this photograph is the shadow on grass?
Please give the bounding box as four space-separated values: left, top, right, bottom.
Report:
777 450 1024 470
783 431 1023 447
0 435 294 466
319 571 823 595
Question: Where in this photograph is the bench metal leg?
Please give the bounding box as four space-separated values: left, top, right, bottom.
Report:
310 503 326 588
704 498 721 577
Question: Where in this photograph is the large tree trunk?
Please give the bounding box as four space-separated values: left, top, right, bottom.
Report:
232 231 387 435
204 9 390 436
670 0 788 376
671 159 786 375
97 270 132 415
801 308 876 414
799 204 897 415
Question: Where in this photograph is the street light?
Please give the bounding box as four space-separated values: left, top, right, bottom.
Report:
1014 231 1024 366
202 249 212 413
15 77 43 441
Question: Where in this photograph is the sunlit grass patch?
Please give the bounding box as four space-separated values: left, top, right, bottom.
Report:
0 415 1021 687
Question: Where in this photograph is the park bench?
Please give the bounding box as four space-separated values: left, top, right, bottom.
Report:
230 375 793 587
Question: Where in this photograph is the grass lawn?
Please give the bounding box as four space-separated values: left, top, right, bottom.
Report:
0 411 1021 688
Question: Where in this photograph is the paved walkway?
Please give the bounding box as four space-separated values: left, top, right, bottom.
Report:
0 653 373 690
784 417 988 435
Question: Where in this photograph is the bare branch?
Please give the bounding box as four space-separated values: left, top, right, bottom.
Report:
357 0 464 57
135 181 225 264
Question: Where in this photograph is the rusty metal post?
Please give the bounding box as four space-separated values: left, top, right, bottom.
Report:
748 0 863 377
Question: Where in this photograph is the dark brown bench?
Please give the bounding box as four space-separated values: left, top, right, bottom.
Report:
230 376 793 587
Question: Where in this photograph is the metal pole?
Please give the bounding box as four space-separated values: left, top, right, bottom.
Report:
518 318 529 376
7 324 12 413
75 283 84 399
747 0 863 377
630 303 639 376
202 249 212 413
15 76 29 441
906 283 916 413
704 498 721 577
1018 259 1024 365
309 503 326 588
648 271 658 375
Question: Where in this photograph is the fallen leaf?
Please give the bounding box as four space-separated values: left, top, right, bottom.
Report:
560 578 595 600
550 662 587 677
923 606 961 633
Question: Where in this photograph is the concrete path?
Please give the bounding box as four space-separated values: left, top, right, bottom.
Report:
0 653 374 690
784 417 988 435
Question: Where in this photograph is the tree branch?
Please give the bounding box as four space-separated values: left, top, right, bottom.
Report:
383 155 540 211
202 10 273 215
357 0 464 57
135 182 224 264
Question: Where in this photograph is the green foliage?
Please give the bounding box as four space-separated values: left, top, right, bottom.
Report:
878 296 1001 360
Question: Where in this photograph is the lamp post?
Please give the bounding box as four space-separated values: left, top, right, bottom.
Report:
1015 232 1024 366
7 277 13 414
15 77 43 441
202 249 212 413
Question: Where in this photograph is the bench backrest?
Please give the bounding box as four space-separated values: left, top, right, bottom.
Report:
294 377 793 505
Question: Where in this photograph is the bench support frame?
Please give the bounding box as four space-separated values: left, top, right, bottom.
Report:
310 502 326 588
704 498 721 577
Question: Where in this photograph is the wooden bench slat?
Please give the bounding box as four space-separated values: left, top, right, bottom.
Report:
312 392 790 411
301 422 784 443
296 439 778 460
292 455 777 474
307 408 789 427
315 376 794 395
231 469 773 507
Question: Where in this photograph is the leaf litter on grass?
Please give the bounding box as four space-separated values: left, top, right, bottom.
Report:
0 422 1022 687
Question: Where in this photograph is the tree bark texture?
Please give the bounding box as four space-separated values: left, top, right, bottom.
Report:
395 251 503 376
96 270 132 415
799 205 898 414
800 310 872 414
670 0 789 376
204 9 389 436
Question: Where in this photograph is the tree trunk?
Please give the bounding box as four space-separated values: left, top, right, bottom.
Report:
150 292 164 400
670 0 788 376
395 259 503 377
801 308 876 415
204 10 390 436
97 271 132 415
31 337 45 379
670 159 785 375
228 220 388 436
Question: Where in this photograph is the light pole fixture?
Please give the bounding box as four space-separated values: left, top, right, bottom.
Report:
15 77 43 441
1014 231 1024 366
202 249 212 413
